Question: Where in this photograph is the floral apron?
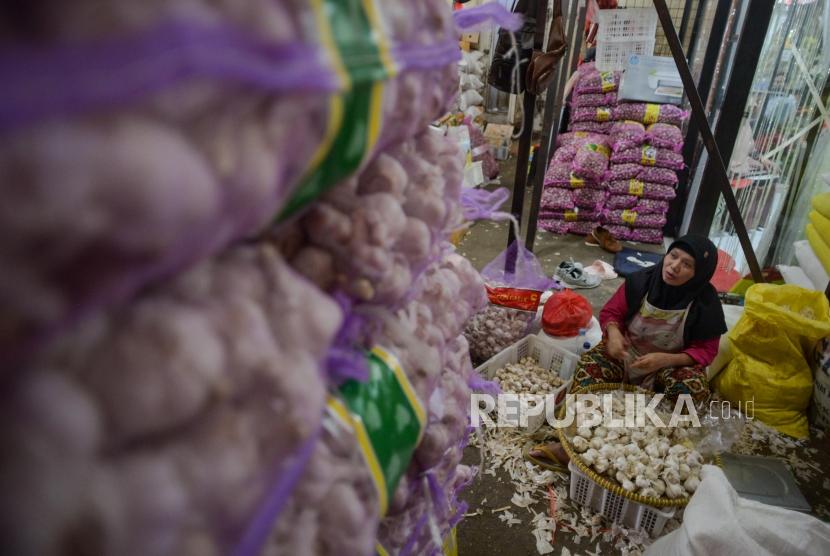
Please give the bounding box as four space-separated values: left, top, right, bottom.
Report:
624 298 690 390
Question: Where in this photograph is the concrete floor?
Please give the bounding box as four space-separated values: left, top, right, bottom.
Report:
453 159 830 555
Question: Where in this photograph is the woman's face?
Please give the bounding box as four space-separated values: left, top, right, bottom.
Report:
662 248 696 286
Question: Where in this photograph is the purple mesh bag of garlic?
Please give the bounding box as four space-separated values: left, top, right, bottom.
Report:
628 227 664 244
605 164 679 186
568 121 614 133
572 92 617 107
538 219 572 234
575 70 621 94
544 160 604 189
606 180 677 200
541 187 576 210
606 195 668 214
646 123 684 152
609 120 647 152
613 103 689 126
603 209 667 229
556 131 609 148
610 145 685 170
572 142 611 181
571 105 615 124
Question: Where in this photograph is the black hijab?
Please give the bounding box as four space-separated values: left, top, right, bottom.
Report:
623 234 727 343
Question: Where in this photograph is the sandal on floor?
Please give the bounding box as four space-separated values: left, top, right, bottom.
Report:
523 441 570 473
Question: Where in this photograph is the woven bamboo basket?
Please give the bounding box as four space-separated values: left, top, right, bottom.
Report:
558 382 721 509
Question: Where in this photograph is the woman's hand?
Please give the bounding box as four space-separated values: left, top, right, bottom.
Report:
605 324 629 361
631 352 675 373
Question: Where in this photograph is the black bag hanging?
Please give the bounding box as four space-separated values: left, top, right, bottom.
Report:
487 0 538 94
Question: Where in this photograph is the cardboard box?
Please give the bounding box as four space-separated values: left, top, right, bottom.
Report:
483 123 514 147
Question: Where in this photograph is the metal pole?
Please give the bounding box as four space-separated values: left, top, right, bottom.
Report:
506 0 548 252
652 0 768 284
666 0 733 234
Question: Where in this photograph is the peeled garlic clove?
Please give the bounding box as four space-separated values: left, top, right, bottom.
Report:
577 426 593 439
652 478 666 495
594 456 610 474
590 437 604 450
613 456 627 472
594 426 608 438
616 470 628 485
622 479 636 492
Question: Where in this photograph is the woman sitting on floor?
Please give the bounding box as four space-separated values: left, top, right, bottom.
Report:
528 234 726 469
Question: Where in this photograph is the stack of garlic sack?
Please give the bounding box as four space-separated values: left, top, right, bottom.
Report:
0 0 460 367
0 1 502 555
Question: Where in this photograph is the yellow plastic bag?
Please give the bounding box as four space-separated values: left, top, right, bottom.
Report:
711 284 830 438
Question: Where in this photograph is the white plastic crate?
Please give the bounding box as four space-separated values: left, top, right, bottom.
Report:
595 8 658 72
568 461 676 537
474 334 578 433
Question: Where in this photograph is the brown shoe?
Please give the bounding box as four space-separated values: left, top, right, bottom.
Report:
592 226 623 253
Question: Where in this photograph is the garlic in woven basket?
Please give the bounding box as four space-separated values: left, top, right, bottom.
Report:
492 356 565 395
565 390 704 499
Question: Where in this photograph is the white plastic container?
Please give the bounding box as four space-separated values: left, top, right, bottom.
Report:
537 316 602 356
595 8 658 72
568 461 676 536
474 334 578 432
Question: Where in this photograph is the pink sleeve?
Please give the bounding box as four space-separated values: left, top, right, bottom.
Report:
599 284 628 335
683 337 721 367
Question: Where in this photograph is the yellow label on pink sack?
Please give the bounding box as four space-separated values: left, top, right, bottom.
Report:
643 104 660 125
585 143 611 157
628 179 645 196
641 146 657 166
600 71 616 92
575 131 588 138
569 173 585 188
621 210 638 224
596 107 611 122
564 210 579 222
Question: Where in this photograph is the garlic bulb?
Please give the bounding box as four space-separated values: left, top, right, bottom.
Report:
572 436 589 453
582 448 599 466
564 389 708 496
665 483 685 499
491 357 566 395
684 475 700 493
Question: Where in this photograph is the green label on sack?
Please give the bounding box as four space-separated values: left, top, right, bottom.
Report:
330 346 425 517
586 142 611 156
278 0 397 221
